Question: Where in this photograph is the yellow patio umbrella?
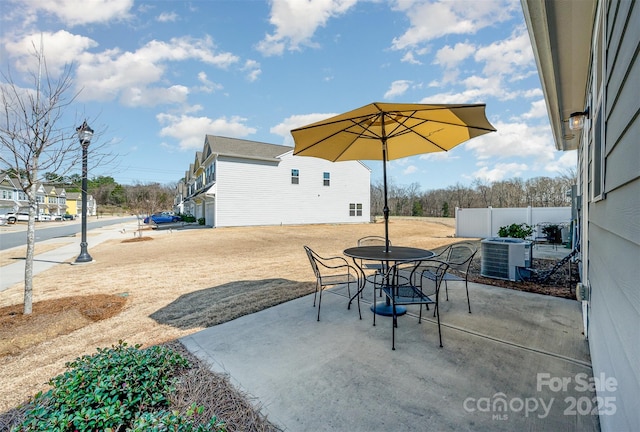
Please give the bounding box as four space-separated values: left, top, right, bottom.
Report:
291 102 497 251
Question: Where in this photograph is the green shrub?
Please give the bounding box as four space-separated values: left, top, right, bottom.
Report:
13 341 225 432
181 214 197 223
197 217 205 225
130 405 225 431
497 223 534 239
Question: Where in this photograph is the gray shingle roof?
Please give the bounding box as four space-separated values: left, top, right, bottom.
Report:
205 135 293 161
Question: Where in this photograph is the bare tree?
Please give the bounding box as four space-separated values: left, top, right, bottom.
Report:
1 43 116 314
126 183 174 235
0 45 85 314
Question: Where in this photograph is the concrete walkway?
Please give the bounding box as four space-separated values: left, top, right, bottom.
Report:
181 280 599 431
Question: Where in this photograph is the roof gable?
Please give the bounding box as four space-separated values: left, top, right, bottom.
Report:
205 135 293 162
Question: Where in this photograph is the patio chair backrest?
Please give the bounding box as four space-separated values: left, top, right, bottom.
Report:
357 236 391 247
445 242 477 273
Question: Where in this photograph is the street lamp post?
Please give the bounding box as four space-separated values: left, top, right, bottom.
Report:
75 121 94 264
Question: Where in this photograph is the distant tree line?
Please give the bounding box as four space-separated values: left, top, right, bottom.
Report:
11 170 576 219
2 169 176 214
371 171 576 218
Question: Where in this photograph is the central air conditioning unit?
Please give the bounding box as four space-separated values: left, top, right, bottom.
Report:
481 237 532 281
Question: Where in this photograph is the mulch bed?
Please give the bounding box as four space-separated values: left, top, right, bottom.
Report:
468 256 579 299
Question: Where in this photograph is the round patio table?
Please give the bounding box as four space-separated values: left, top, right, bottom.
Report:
343 245 434 316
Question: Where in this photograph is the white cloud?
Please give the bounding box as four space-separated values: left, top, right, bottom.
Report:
434 42 475 69
256 0 358 56
74 36 239 105
16 0 134 26
464 121 556 163
122 85 189 107
400 51 422 65
391 0 516 50
522 88 543 98
157 113 257 150
384 80 412 99
196 72 223 93
4 30 98 76
521 99 548 119
544 151 577 174
472 162 529 182
270 112 338 146
474 29 534 77
157 12 178 22
403 165 418 175
242 59 262 82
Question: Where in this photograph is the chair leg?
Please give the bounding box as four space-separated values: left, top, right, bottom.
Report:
445 280 449 301
435 304 443 348
373 285 377 327
465 279 471 313
313 282 319 307
317 287 323 321
391 302 396 350
354 281 362 320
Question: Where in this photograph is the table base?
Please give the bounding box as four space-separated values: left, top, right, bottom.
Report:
371 302 407 316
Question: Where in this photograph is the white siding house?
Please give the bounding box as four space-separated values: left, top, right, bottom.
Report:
179 135 371 227
522 1 639 431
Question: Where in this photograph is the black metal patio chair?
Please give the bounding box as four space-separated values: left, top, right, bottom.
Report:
356 236 392 298
304 245 361 321
377 259 449 349
424 242 477 313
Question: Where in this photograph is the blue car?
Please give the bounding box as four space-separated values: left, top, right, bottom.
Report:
143 213 181 224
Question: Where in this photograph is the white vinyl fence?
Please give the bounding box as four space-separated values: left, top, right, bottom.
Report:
455 206 571 239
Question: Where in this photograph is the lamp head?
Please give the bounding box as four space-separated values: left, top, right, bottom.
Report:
569 108 589 131
76 121 94 146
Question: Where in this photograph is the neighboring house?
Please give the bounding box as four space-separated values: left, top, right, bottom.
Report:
0 176 95 218
65 192 80 216
0 175 21 213
42 185 67 216
178 135 371 227
522 1 639 431
65 191 96 217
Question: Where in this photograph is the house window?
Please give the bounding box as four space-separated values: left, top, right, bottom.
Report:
349 203 362 216
323 172 330 186
591 7 605 201
291 169 299 185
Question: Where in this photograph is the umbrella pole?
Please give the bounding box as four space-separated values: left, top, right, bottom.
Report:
382 137 390 253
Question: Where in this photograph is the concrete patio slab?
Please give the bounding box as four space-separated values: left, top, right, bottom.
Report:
181 281 600 431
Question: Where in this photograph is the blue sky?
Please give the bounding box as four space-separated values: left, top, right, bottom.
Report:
1 0 575 190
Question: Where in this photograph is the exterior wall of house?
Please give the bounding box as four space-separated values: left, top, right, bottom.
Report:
582 2 640 431
214 152 370 227
572 1 640 429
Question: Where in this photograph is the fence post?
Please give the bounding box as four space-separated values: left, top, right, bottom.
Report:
488 206 493 237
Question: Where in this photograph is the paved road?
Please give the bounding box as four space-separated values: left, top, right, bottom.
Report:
0 216 138 251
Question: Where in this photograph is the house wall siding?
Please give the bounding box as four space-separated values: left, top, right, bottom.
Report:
586 1 640 431
214 153 370 227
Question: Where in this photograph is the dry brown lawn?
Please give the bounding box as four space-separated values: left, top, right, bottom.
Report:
0 217 460 413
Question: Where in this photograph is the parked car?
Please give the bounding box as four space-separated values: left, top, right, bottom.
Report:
63 214 76 220
5 212 30 224
37 214 52 221
0 214 7 225
143 213 181 224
